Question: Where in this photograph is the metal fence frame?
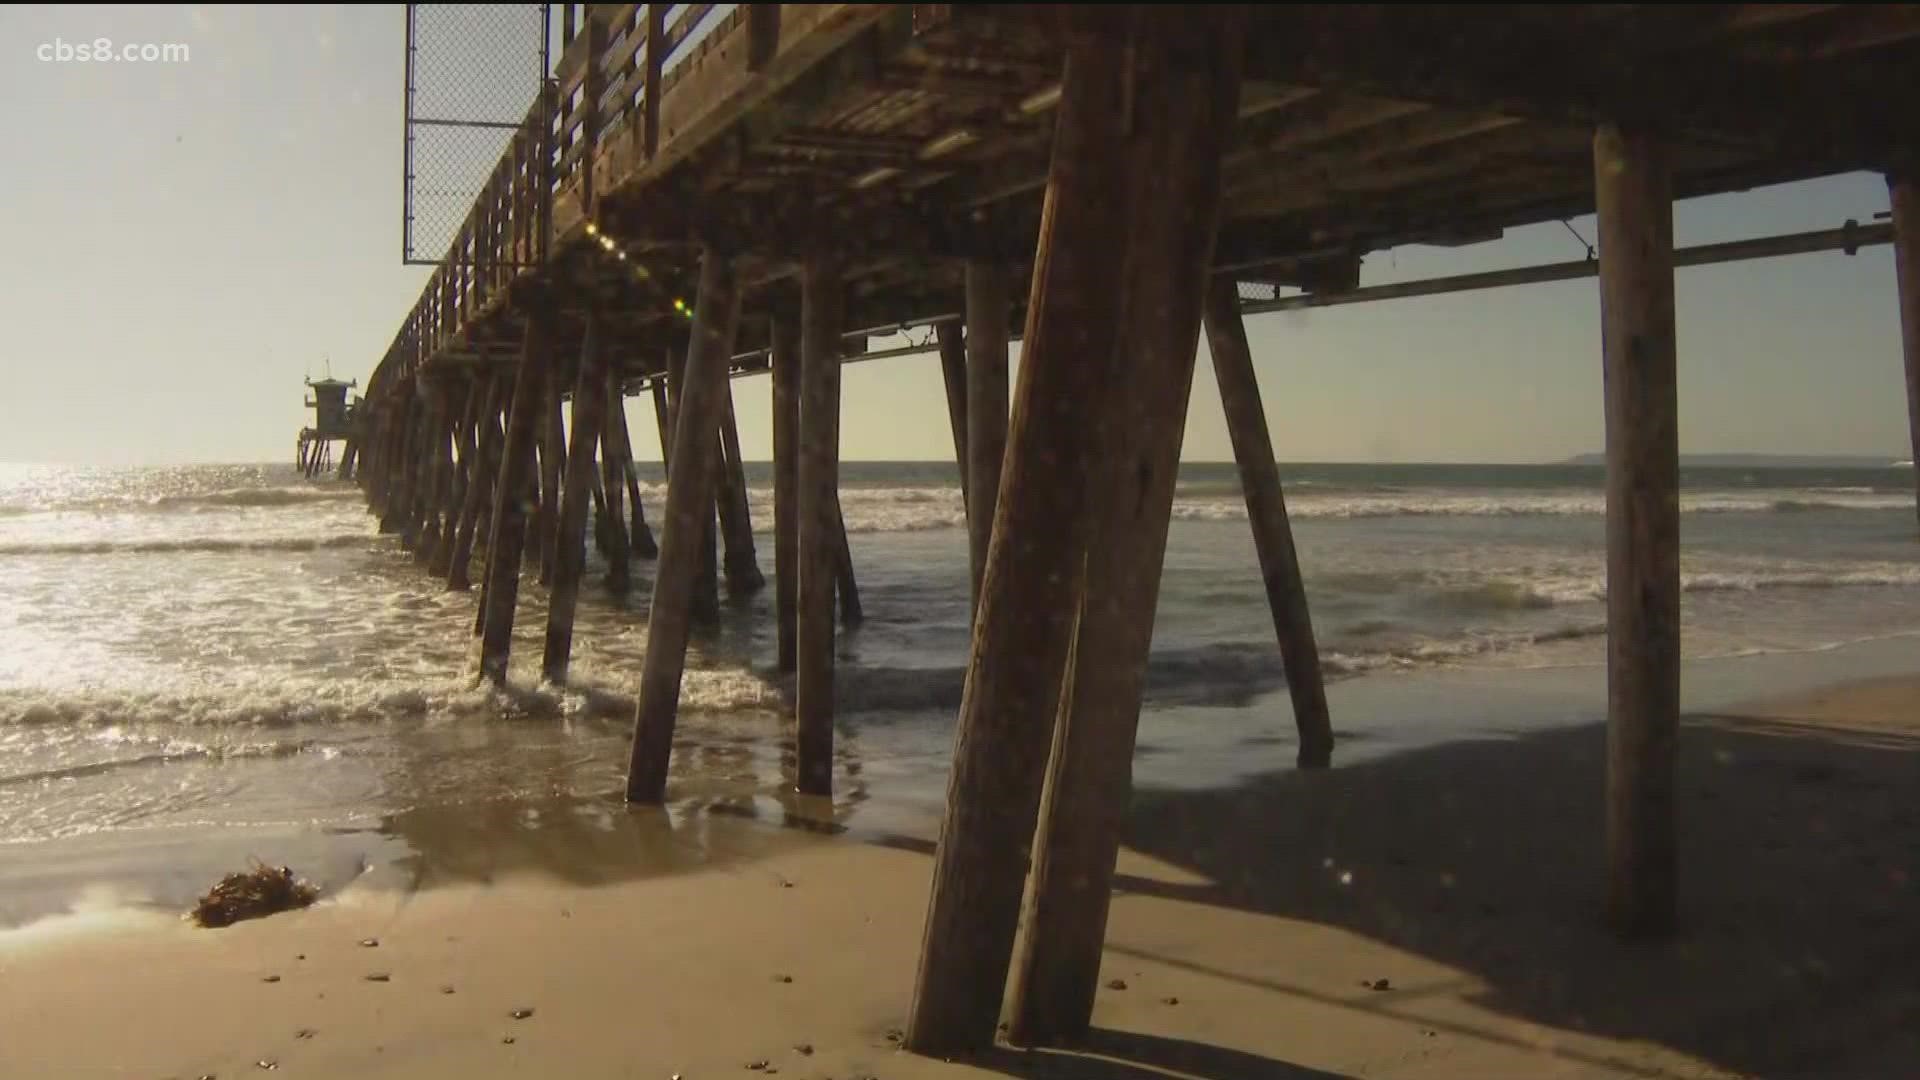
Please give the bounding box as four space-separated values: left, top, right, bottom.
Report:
402 3 552 266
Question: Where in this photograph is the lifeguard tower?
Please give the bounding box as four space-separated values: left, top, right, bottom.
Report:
297 376 358 479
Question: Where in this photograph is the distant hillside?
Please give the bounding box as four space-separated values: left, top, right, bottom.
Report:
1559 453 1908 468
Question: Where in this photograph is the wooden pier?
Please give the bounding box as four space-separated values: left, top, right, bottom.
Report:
352 3 1920 1058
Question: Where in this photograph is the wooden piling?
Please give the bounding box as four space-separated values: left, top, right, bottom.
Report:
832 497 862 626
627 251 741 803
1595 122 1681 938
429 379 481 577
1202 282 1334 769
965 260 1010 609
538 375 567 585
716 388 765 595
379 389 416 535
796 257 845 796
416 382 457 563
1889 168 1920 534
598 364 634 595
477 310 554 684
543 315 610 683
663 337 722 622
937 319 970 516
906 20 1136 1054
607 384 658 558
447 376 505 591
404 385 441 550
772 314 801 672
1009 14 1242 1044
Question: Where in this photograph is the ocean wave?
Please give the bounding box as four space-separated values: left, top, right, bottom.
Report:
0 486 359 515
744 487 1915 532
0 739 315 787
0 534 370 557
151 487 360 510
1392 565 1920 610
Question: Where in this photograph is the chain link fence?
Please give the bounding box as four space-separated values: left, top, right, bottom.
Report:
403 4 551 264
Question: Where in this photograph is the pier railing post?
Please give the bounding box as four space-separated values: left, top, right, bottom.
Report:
477 308 555 684
772 313 802 672
543 314 610 683
797 255 845 796
906 14 1136 1054
964 260 1010 611
1202 281 1334 768
1595 121 1681 938
1009 10 1243 1044
627 250 742 803
1888 164 1920 535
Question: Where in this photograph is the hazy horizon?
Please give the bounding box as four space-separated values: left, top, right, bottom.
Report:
3 6 1912 468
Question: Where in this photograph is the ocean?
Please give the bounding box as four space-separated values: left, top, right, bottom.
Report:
4 459 1919 926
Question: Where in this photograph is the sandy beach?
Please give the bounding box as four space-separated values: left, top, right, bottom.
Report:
3 674 1913 1080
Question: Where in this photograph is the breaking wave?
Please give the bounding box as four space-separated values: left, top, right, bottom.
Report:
0 534 370 557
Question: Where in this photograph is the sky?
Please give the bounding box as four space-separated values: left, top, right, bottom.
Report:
0 5 1910 467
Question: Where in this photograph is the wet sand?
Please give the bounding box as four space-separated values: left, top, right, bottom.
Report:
2 675 1915 1080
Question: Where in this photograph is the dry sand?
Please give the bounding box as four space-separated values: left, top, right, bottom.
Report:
2 677 1914 1079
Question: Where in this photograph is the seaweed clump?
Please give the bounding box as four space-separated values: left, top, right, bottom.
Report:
189 861 319 928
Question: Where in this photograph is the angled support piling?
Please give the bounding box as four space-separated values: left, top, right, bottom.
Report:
964 261 1010 611
608 383 657 558
1202 282 1334 768
1596 122 1681 938
477 309 554 684
429 379 482 577
447 376 505 591
717 387 765 595
627 251 741 803
543 315 610 683
907 19 1138 1054
1008 12 1244 1043
937 319 970 517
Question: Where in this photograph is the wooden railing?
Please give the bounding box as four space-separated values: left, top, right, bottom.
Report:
372 4 873 399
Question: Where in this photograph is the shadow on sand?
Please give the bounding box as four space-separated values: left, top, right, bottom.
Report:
1090 711 1920 1078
